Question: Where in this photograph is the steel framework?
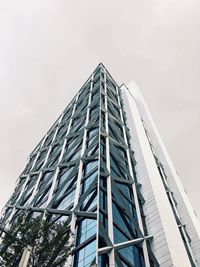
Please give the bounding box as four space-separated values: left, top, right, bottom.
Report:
2 63 200 267
0 64 159 266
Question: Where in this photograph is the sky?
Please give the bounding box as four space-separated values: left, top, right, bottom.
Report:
0 0 199 220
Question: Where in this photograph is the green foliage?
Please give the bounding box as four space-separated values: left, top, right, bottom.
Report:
0 212 74 267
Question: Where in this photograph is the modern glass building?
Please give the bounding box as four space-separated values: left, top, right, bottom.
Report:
0 64 200 267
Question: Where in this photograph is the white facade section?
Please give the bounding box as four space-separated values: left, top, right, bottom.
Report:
121 83 196 267
126 80 200 266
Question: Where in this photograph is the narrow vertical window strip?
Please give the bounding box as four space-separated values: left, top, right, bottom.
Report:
116 86 151 267
102 66 115 265
67 74 95 267
96 65 103 265
45 91 80 208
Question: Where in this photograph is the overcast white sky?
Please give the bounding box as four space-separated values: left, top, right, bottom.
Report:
0 0 199 219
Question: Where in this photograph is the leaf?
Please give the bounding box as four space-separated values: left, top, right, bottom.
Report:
0 212 74 266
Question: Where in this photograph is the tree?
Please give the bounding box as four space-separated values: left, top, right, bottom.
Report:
0 212 74 267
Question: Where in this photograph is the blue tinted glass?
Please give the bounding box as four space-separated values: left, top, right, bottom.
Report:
114 226 129 243
74 240 96 267
77 219 96 244
118 246 145 267
57 189 75 210
85 161 98 175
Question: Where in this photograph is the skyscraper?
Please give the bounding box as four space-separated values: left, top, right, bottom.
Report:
0 64 200 267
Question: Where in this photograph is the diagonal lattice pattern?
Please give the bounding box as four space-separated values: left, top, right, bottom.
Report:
0 64 159 267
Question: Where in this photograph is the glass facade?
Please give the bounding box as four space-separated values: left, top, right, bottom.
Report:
0 64 158 266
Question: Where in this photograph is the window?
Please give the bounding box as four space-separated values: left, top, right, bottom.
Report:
77 219 96 244
74 240 96 267
33 171 54 207
117 245 145 267
56 189 75 210
84 161 98 176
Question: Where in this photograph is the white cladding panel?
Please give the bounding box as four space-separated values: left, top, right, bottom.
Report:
126 80 200 266
121 84 193 267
